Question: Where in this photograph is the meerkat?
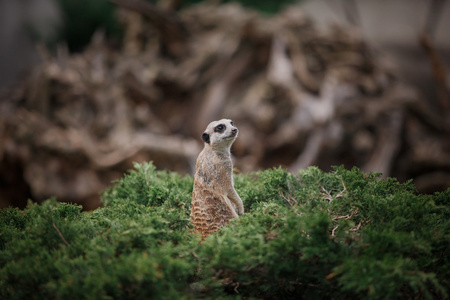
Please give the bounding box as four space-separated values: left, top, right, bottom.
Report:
190 119 244 239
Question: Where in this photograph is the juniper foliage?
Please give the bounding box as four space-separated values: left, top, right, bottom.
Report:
1 162 449 299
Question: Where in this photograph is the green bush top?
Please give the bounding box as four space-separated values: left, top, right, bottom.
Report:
1 162 449 299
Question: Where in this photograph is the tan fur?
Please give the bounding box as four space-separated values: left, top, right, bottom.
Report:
190 119 244 239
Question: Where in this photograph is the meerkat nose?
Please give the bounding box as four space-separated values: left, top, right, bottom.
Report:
232 128 237 134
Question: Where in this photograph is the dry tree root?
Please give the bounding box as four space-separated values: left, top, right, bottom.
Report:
1 0 449 208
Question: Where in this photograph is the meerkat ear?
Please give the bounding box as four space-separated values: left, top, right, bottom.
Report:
202 133 210 144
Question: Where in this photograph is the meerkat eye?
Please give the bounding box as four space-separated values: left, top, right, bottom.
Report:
215 124 226 132
230 121 234 126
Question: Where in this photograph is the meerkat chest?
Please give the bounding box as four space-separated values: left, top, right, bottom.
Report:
195 152 232 189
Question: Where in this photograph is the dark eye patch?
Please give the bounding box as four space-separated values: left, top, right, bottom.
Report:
230 121 234 126
214 124 226 132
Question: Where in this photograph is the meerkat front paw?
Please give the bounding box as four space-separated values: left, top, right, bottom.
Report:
238 206 244 216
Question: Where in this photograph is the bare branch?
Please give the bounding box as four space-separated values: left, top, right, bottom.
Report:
53 223 70 247
331 225 339 237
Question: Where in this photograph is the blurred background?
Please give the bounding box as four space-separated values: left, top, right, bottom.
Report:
1 0 449 210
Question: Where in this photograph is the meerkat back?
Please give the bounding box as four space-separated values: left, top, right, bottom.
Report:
190 119 244 239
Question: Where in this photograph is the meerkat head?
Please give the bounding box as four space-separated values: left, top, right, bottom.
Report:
202 119 238 152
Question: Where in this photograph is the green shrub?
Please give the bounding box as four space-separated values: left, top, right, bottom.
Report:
1 162 449 299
